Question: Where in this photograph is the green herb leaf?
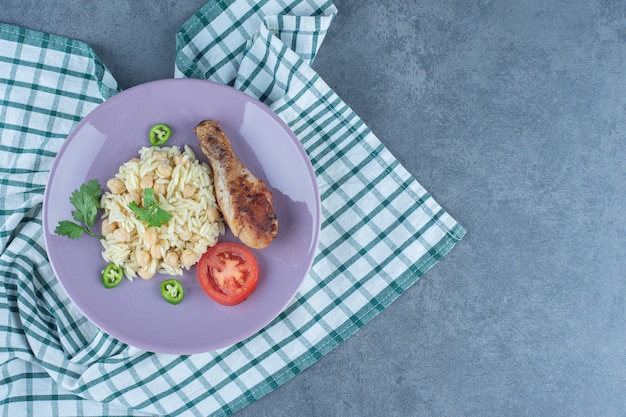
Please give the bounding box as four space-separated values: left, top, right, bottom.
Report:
142 187 156 208
128 187 172 228
150 206 172 228
55 179 104 240
81 179 103 201
54 220 86 239
70 188 99 226
128 201 151 221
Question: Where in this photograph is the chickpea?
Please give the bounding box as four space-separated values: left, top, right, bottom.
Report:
101 219 117 236
112 228 130 243
150 243 164 260
137 266 155 280
143 228 158 246
182 184 196 198
206 205 220 223
107 178 126 195
153 150 169 161
153 181 167 196
181 250 197 268
156 163 173 178
178 224 192 241
173 154 187 166
164 251 179 267
135 249 151 267
124 191 141 205
140 174 154 189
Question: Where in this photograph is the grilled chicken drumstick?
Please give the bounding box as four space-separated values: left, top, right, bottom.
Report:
195 120 278 249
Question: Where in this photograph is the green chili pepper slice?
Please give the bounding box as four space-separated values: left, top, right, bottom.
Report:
161 278 184 305
102 263 124 289
149 123 172 146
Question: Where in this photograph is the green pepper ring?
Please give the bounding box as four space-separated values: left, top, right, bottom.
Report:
149 123 172 146
102 263 124 289
161 278 184 305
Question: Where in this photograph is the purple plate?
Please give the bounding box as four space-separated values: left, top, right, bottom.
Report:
42 79 321 354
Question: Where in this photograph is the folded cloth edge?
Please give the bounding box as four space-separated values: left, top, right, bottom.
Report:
0 23 120 100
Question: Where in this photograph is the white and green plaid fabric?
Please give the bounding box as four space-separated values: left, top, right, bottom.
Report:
0 1 465 416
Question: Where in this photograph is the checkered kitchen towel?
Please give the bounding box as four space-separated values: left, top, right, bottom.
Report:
0 0 465 416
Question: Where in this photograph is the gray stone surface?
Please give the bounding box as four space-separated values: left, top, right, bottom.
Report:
5 0 626 416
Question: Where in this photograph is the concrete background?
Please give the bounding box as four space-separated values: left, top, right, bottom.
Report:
5 0 626 415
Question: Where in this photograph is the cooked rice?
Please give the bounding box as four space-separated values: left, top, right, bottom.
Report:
100 145 224 280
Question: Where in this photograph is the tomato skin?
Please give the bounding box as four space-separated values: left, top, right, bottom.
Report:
197 242 259 306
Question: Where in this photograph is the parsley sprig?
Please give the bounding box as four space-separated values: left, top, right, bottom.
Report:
54 179 105 239
128 188 172 227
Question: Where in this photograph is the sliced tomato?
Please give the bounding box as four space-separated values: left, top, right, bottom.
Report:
197 242 259 306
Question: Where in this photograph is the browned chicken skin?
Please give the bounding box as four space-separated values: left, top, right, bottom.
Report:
195 120 278 249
